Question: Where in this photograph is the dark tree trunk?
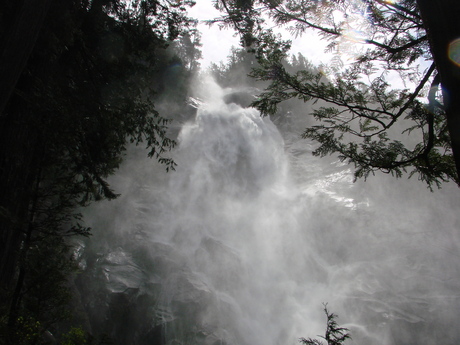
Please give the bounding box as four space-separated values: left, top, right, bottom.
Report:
0 0 52 290
417 0 460 183
0 113 41 290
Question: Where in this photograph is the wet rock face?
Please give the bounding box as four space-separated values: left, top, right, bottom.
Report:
223 92 253 108
100 250 145 293
73 248 153 344
223 90 258 108
72 238 246 345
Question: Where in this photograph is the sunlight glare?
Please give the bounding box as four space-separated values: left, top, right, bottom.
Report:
448 38 460 67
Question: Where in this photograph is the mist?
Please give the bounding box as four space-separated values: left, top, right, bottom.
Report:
74 75 460 345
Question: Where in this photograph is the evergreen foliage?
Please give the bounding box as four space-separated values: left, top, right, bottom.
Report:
209 46 259 88
213 0 460 188
0 0 198 343
299 305 350 345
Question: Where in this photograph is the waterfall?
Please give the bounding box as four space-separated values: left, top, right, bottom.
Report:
74 78 460 345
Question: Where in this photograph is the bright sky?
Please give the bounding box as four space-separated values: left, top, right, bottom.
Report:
187 1 331 69
187 2 240 68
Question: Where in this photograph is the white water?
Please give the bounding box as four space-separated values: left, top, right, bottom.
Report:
78 79 460 345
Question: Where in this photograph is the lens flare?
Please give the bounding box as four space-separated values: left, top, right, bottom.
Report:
448 38 460 67
343 29 367 44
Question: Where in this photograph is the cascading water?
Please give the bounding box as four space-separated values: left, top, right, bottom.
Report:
74 78 460 345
